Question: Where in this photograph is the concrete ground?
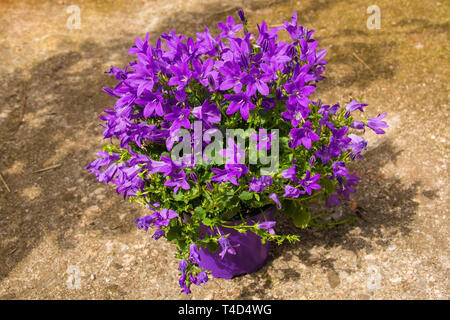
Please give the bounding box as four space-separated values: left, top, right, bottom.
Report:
0 0 448 299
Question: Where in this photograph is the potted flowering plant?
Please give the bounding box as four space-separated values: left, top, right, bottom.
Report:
87 10 388 294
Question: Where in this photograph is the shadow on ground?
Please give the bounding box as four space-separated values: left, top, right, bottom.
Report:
236 139 433 298
0 0 281 285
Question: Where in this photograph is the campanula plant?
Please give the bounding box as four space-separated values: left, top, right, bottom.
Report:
87 10 388 294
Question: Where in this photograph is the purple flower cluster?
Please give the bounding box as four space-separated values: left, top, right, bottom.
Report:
177 245 208 293
87 10 335 198
86 10 388 294
134 208 179 231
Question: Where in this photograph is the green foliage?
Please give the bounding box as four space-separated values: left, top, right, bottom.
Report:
283 200 311 228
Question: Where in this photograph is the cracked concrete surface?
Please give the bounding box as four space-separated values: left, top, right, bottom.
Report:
0 0 448 299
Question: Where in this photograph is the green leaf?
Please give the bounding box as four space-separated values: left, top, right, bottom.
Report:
320 177 336 194
292 207 311 228
166 226 181 241
284 200 311 229
222 207 239 220
202 218 213 226
173 192 184 202
193 206 206 220
207 241 219 252
239 191 253 201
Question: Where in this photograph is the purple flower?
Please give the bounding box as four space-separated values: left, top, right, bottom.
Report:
179 273 187 287
329 104 340 114
152 228 165 240
189 243 201 264
241 66 271 96
300 170 321 195
300 38 320 65
149 155 183 177
315 144 340 164
338 173 360 200
197 271 208 285
134 215 155 232
270 193 282 209
178 259 188 272
250 129 274 150
196 26 218 56
347 134 367 155
86 151 120 179
281 101 310 127
283 12 308 41
284 75 316 107
330 126 351 149
345 100 367 118
283 185 303 198
211 164 248 186
222 138 246 164
164 171 191 193
228 36 251 69
218 236 240 259
317 106 336 134
261 97 276 111
189 273 198 284
218 16 243 38
181 284 191 294
136 91 164 117
179 272 191 294
224 92 255 121
167 61 192 89
154 208 179 227
289 121 320 149
351 121 365 130
114 165 144 199
192 100 221 124
208 74 216 89
218 62 246 93
367 113 388 134
281 159 301 184
128 33 150 55
164 106 191 133
257 221 276 235
98 163 118 183
332 161 348 178
126 62 157 96
192 58 218 88
249 175 273 192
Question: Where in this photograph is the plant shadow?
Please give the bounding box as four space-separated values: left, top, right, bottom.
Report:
236 138 431 298
0 0 264 286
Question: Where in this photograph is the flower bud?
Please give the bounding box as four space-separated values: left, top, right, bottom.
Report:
152 228 164 240
190 171 198 183
208 74 215 88
238 9 245 23
178 259 188 272
351 121 365 130
309 155 316 167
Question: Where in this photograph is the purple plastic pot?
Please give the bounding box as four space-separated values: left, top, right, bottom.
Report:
198 206 275 279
